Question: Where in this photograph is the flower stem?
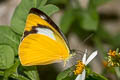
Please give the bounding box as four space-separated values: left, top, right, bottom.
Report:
115 67 120 79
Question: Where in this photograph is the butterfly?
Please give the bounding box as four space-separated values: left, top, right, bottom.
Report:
18 8 73 66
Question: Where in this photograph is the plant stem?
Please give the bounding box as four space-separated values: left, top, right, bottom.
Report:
0 71 29 80
115 67 120 79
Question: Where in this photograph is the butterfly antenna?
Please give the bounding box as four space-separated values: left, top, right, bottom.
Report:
83 33 94 43
75 49 84 53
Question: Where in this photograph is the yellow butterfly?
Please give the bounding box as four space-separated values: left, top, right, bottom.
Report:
18 8 72 66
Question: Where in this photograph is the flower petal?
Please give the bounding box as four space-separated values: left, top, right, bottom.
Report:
75 74 82 80
81 69 86 80
82 49 87 64
85 51 98 65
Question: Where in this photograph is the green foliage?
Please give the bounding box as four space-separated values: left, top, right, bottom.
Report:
0 26 20 55
60 10 75 34
56 66 75 80
89 0 111 8
112 34 120 48
59 1 99 34
3 59 20 80
23 66 40 80
0 45 14 69
80 10 99 31
38 0 47 7
86 72 108 80
86 68 108 80
47 0 69 5
40 4 59 16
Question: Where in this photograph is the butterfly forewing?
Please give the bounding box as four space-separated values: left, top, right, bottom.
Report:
19 8 70 66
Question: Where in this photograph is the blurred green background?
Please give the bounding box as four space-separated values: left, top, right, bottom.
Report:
0 0 120 80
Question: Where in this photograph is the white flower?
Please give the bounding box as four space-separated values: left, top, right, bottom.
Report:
75 50 98 80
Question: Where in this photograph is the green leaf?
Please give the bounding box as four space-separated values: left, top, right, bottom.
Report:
3 59 20 80
39 0 47 7
0 70 29 80
87 0 110 31
56 66 75 80
0 71 4 76
80 10 99 31
0 26 20 55
47 0 69 5
11 74 29 80
87 0 110 32
0 45 14 69
24 66 40 80
60 10 75 34
86 68 108 80
89 0 111 8
39 4 59 16
34 0 47 8
86 72 108 80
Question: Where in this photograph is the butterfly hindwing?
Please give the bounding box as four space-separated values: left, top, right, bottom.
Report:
19 34 69 66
